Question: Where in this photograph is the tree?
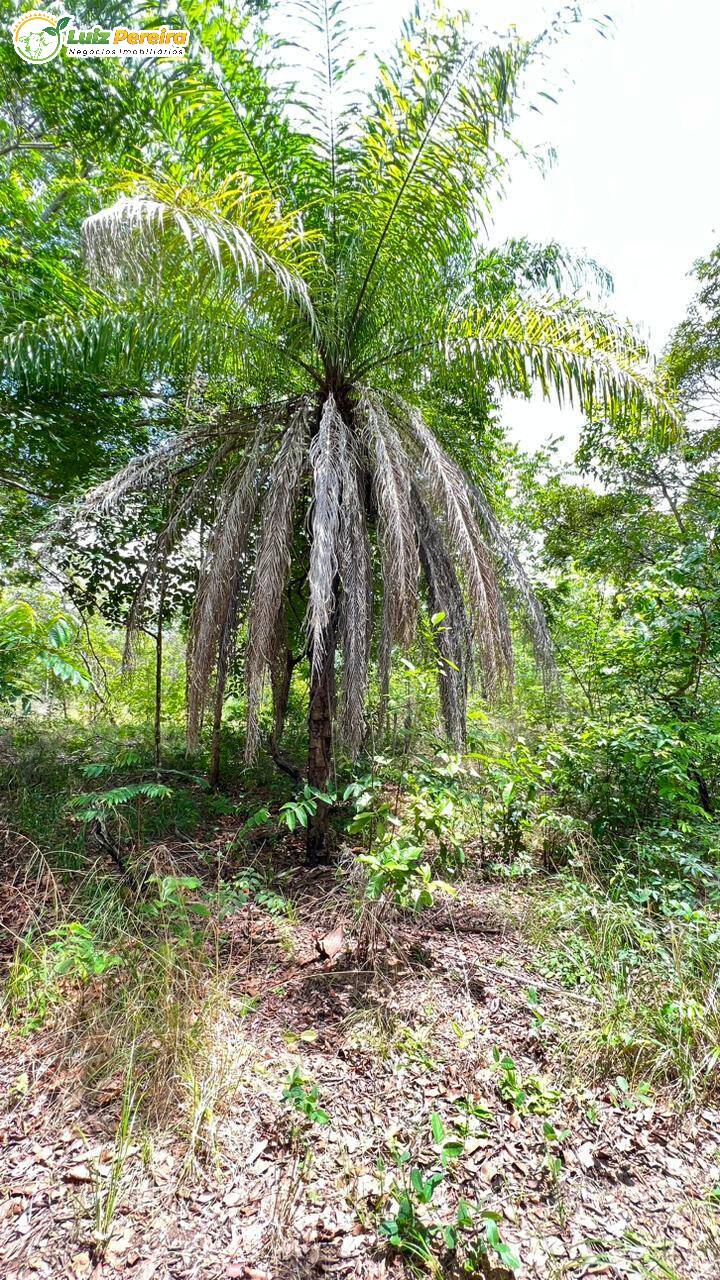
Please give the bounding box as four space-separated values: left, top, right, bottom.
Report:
666 242 720 427
504 237 720 834
1 1 676 859
0 3 158 550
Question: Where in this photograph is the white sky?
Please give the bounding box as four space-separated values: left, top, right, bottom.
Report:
367 0 720 455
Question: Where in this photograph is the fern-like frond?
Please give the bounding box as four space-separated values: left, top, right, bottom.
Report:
450 295 680 438
83 185 315 322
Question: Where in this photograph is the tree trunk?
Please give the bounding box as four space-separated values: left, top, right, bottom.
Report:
306 625 336 864
268 644 302 782
209 666 225 790
153 575 167 769
209 598 236 790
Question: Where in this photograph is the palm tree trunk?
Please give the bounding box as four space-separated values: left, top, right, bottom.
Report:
306 623 336 864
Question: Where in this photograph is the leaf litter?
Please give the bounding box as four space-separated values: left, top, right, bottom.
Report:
0 834 718 1280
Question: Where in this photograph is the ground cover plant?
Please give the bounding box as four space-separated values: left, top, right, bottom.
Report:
2 2 720 1278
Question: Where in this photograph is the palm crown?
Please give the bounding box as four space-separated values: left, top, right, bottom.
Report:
2 1 676 853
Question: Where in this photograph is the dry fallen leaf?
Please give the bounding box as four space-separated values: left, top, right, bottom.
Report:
69 1252 93 1280
575 1141 595 1169
318 925 345 960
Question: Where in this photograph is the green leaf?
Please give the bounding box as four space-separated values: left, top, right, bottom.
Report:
442 1225 457 1249
39 653 91 689
496 1242 521 1271
456 1199 474 1228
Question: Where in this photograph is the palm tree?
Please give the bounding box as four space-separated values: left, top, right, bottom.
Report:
2 1 675 859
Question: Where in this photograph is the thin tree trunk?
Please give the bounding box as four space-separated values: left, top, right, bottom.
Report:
268 643 302 782
154 576 167 769
209 664 225 790
209 571 242 790
306 624 336 864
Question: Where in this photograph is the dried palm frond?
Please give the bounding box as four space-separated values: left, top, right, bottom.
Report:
187 433 270 748
468 481 556 683
83 427 217 514
306 393 342 677
357 390 419 701
245 401 311 760
412 483 472 746
123 438 237 668
213 560 245 715
398 403 512 695
337 418 372 753
82 193 314 320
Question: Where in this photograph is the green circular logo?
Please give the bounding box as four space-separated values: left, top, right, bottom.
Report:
12 11 64 64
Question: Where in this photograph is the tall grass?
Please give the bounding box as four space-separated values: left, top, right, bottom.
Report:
525 874 720 1099
0 832 243 1155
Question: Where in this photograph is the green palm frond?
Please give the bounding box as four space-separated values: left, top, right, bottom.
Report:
0 295 311 397
83 180 316 320
165 0 294 199
348 12 532 344
470 239 615 301
449 295 680 438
